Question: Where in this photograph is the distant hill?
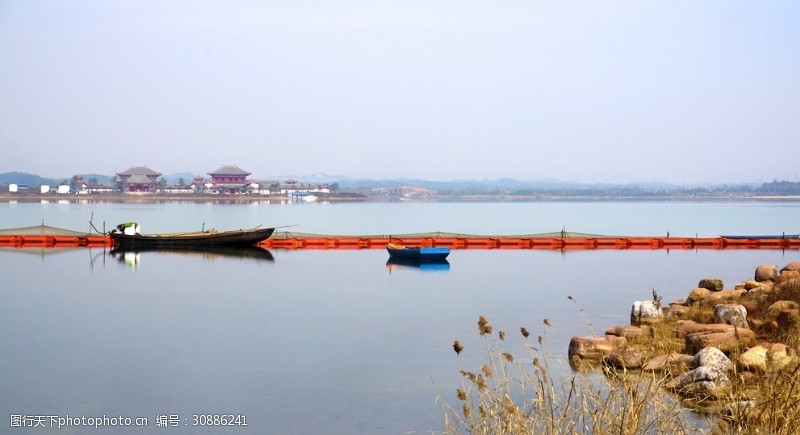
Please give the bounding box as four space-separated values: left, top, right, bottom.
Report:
0 171 62 187
0 172 112 187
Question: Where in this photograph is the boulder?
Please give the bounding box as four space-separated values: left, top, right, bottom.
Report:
687 288 712 305
706 289 745 303
669 298 688 307
630 300 663 326
698 278 724 292
737 345 769 373
738 344 798 373
568 335 626 361
781 261 800 273
741 285 774 306
767 343 798 371
755 264 778 282
692 347 733 372
666 366 732 400
742 280 766 290
713 304 749 329
776 309 800 333
666 304 690 318
776 271 800 284
602 346 648 369
683 325 756 354
642 353 694 374
765 300 800 321
676 322 737 338
605 325 644 338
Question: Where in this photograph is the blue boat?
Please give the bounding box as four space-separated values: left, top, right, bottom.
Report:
386 243 450 262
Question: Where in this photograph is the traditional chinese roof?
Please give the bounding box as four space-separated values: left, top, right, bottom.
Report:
117 166 161 177
208 165 251 176
126 174 157 184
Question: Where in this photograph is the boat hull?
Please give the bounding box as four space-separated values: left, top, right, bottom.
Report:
386 244 450 262
110 227 275 248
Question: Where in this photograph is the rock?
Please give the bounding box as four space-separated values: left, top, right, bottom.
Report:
739 299 759 317
642 353 694 374
568 335 626 361
738 345 769 373
755 320 779 337
713 304 749 329
684 325 756 354
698 290 744 309
666 304 690 318
710 289 745 302
742 280 766 290
687 288 712 305
781 261 800 273
692 347 733 372
776 271 800 284
755 264 778 282
765 301 800 320
676 322 737 338
669 298 688 307
738 343 798 373
699 278 724 292
630 300 663 326
766 343 797 371
666 366 732 400
602 346 648 369
741 285 774 307
605 325 644 338
776 309 800 333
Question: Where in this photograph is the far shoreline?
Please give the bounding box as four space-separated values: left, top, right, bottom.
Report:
1 192 799 203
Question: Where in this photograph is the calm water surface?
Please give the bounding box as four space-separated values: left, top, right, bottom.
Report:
1 200 799 433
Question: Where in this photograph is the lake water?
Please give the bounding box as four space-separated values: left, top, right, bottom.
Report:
1 200 799 434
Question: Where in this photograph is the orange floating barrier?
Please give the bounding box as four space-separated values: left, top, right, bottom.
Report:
2 229 799 251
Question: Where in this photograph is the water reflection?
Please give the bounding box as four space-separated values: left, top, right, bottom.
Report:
109 245 275 265
386 257 450 272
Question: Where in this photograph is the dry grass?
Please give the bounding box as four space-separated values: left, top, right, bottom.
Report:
683 304 716 324
441 310 800 435
441 316 703 434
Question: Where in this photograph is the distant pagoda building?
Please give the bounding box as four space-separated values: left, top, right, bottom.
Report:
116 165 161 193
192 175 206 192
208 164 251 194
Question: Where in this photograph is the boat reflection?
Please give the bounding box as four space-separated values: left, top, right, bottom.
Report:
386 257 450 272
110 245 275 265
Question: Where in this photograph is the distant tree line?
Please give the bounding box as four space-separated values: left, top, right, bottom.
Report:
755 180 800 195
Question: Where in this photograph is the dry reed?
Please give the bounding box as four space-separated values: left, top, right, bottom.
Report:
441 315 703 434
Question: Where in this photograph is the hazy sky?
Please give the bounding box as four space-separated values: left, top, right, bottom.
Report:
1 1 798 183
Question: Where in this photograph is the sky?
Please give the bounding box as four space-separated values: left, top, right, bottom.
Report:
1 1 798 184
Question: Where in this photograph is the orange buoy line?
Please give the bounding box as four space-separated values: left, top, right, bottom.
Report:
0 233 798 250
258 235 800 251
0 234 112 248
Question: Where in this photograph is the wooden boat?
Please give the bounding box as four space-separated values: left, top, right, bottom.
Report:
110 224 275 248
386 243 450 262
